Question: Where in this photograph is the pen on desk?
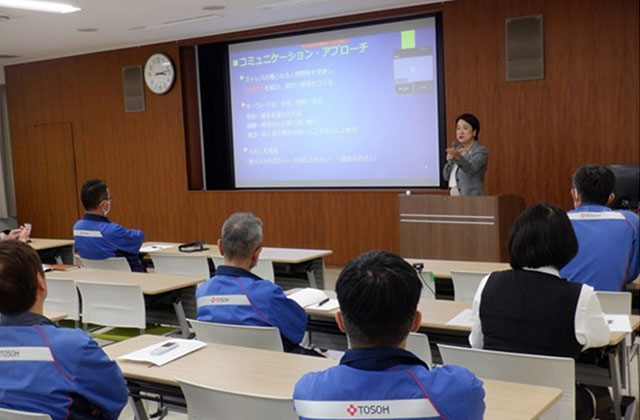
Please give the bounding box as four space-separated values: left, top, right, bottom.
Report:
317 298 330 307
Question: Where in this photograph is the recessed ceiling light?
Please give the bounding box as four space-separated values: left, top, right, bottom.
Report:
202 5 225 11
76 27 97 32
0 0 80 13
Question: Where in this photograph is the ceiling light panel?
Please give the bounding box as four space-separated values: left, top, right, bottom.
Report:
0 0 80 14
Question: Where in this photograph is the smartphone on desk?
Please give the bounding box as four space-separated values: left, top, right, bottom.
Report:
150 341 179 356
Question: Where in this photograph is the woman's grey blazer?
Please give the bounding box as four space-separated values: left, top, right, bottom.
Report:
442 141 488 196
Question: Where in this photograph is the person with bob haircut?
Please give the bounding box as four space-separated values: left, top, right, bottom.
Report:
196 212 313 354
73 179 145 272
560 164 639 291
469 202 609 420
0 241 127 420
294 250 485 420
443 113 488 196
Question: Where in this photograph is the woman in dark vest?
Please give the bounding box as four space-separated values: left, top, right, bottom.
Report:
469 202 609 420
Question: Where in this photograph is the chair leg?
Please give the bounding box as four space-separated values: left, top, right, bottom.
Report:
172 300 190 338
130 396 150 420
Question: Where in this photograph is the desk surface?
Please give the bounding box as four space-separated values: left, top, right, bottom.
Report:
143 242 332 264
105 335 561 420
46 268 204 295
104 335 335 397
29 238 74 251
306 295 640 346
44 311 67 322
405 258 510 279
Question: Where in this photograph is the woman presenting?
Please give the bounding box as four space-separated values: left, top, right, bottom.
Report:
443 113 488 196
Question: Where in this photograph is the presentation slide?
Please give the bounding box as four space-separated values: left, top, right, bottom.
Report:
228 16 442 188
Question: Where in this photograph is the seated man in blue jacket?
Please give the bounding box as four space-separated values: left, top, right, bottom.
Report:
294 250 485 420
74 179 145 272
196 212 310 354
0 240 128 420
560 165 639 291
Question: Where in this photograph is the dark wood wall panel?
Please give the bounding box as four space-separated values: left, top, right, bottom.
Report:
6 0 639 266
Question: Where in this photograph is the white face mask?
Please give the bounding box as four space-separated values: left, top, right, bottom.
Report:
103 200 111 216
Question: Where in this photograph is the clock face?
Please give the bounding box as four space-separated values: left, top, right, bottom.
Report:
144 53 175 94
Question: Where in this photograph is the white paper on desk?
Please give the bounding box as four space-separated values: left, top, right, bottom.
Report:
307 298 339 311
604 315 632 333
287 288 328 308
140 244 174 253
446 309 474 327
118 339 206 366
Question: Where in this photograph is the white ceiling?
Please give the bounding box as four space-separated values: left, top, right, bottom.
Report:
0 0 449 80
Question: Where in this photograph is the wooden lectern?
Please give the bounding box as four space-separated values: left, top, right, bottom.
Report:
399 195 525 262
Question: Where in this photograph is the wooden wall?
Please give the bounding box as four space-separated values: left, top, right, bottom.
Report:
5 0 639 266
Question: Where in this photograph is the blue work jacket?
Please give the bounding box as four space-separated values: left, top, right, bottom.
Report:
196 265 307 346
0 312 128 420
73 213 145 272
294 347 485 420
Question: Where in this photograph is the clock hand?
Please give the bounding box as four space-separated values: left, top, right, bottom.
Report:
154 71 168 76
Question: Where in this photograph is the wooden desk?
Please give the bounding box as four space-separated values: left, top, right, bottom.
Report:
30 238 74 264
483 379 561 420
46 268 203 295
144 242 332 288
405 258 510 279
307 296 640 347
105 335 562 420
46 268 205 336
44 311 67 322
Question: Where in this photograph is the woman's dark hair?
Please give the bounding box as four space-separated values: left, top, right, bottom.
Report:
336 250 422 347
572 165 616 205
455 113 480 140
508 202 578 270
0 241 44 314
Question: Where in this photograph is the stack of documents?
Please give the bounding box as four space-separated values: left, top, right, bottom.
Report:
118 339 206 366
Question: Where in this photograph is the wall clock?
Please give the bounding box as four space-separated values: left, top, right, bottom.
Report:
144 53 175 94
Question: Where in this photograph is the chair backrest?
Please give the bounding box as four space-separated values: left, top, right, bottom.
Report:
76 281 145 329
212 256 275 283
438 344 574 420
595 291 632 315
0 407 52 419
178 377 297 420
150 254 210 278
406 332 433 368
450 270 488 301
43 277 80 321
78 256 131 272
188 319 283 352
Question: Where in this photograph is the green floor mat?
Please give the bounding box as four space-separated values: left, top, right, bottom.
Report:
91 325 176 342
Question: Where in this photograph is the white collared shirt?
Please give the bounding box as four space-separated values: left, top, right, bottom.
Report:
469 266 610 350
448 164 458 188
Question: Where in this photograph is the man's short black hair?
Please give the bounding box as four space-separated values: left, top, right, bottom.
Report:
456 113 481 140
509 202 578 270
336 250 422 347
572 165 616 205
81 179 109 211
0 241 44 314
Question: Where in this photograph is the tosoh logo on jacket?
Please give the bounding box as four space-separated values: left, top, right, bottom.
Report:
346 403 391 416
